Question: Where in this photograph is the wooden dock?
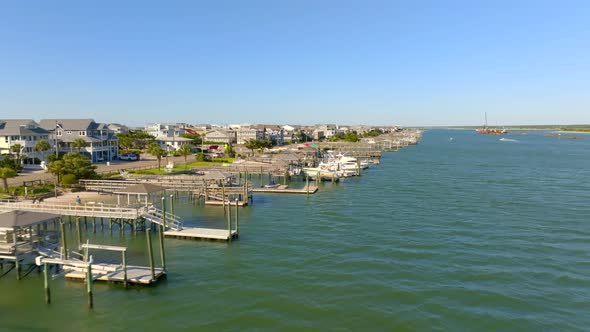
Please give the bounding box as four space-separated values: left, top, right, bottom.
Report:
65 265 166 285
204 200 248 206
165 227 238 241
251 185 318 194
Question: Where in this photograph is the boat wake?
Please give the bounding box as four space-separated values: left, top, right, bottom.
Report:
499 138 519 143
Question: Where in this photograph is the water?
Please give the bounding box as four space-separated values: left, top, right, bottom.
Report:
1 129 590 331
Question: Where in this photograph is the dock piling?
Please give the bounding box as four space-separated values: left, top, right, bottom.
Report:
145 229 156 282
44 263 50 304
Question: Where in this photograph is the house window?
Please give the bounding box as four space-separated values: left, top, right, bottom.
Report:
66 131 72 134
57 131 62 136
79 131 86 136
4 137 7 143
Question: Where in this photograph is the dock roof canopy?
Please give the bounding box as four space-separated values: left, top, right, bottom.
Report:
0 211 61 230
114 183 165 195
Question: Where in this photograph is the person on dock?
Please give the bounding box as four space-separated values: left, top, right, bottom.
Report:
75 195 81 204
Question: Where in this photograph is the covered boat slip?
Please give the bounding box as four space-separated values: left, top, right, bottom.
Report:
0 210 61 256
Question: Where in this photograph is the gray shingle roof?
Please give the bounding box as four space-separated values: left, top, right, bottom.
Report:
0 211 61 230
0 120 49 136
39 119 97 131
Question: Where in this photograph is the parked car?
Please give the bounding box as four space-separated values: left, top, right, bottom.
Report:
118 153 139 161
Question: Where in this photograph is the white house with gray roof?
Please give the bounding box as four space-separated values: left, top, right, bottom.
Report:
0 119 50 162
39 119 118 163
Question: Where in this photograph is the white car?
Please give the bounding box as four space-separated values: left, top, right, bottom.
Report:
118 153 139 161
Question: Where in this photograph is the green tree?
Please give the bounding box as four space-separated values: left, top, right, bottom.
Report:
61 153 97 180
35 139 52 161
47 160 65 183
0 167 17 191
117 131 156 150
344 131 359 142
180 133 202 145
0 156 20 172
147 143 167 170
244 139 258 156
259 139 273 149
71 138 88 153
195 153 207 162
178 143 192 168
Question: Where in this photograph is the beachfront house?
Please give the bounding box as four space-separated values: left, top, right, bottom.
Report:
0 119 51 164
39 119 119 163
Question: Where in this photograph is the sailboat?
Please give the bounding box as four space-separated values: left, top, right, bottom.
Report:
476 112 507 135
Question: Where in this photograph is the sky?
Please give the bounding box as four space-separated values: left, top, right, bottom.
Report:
1 0 589 127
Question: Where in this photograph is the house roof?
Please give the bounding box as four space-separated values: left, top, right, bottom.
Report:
39 119 98 131
0 120 49 136
155 136 192 142
0 211 61 230
114 183 165 194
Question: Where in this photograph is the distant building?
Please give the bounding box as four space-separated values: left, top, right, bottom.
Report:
144 123 187 138
0 119 50 162
39 119 118 163
205 129 236 145
108 123 130 134
155 136 193 151
236 127 264 144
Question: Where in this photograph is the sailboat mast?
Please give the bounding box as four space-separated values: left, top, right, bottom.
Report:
484 112 488 129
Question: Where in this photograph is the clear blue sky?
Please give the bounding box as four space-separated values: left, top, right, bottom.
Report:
1 0 589 127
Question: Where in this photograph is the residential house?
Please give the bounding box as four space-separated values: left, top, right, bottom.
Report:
236 127 264 144
205 129 236 145
144 123 188 138
108 123 130 134
155 136 193 151
0 119 50 163
39 119 119 163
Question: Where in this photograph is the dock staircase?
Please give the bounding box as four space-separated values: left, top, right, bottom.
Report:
141 206 183 231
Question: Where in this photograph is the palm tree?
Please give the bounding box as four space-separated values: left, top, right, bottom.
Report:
178 144 192 168
11 143 23 166
72 138 88 153
35 139 51 162
147 142 166 170
0 167 17 191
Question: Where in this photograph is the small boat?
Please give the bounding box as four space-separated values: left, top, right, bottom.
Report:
476 112 507 135
263 183 281 189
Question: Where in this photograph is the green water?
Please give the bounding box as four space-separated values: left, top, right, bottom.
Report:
1 129 589 331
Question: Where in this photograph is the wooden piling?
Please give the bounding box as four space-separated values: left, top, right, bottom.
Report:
60 222 68 260
159 225 166 272
122 250 128 288
235 199 239 235
76 217 82 250
227 199 232 242
146 229 155 282
86 263 93 309
44 263 50 304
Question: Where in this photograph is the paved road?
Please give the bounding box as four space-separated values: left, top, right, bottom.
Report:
7 155 192 187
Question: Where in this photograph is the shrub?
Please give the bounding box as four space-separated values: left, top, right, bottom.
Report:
61 174 78 186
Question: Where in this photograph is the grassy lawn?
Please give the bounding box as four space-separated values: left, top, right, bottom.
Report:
129 158 236 175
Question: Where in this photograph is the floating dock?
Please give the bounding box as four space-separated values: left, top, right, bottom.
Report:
65 265 166 285
251 185 318 194
165 227 238 241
